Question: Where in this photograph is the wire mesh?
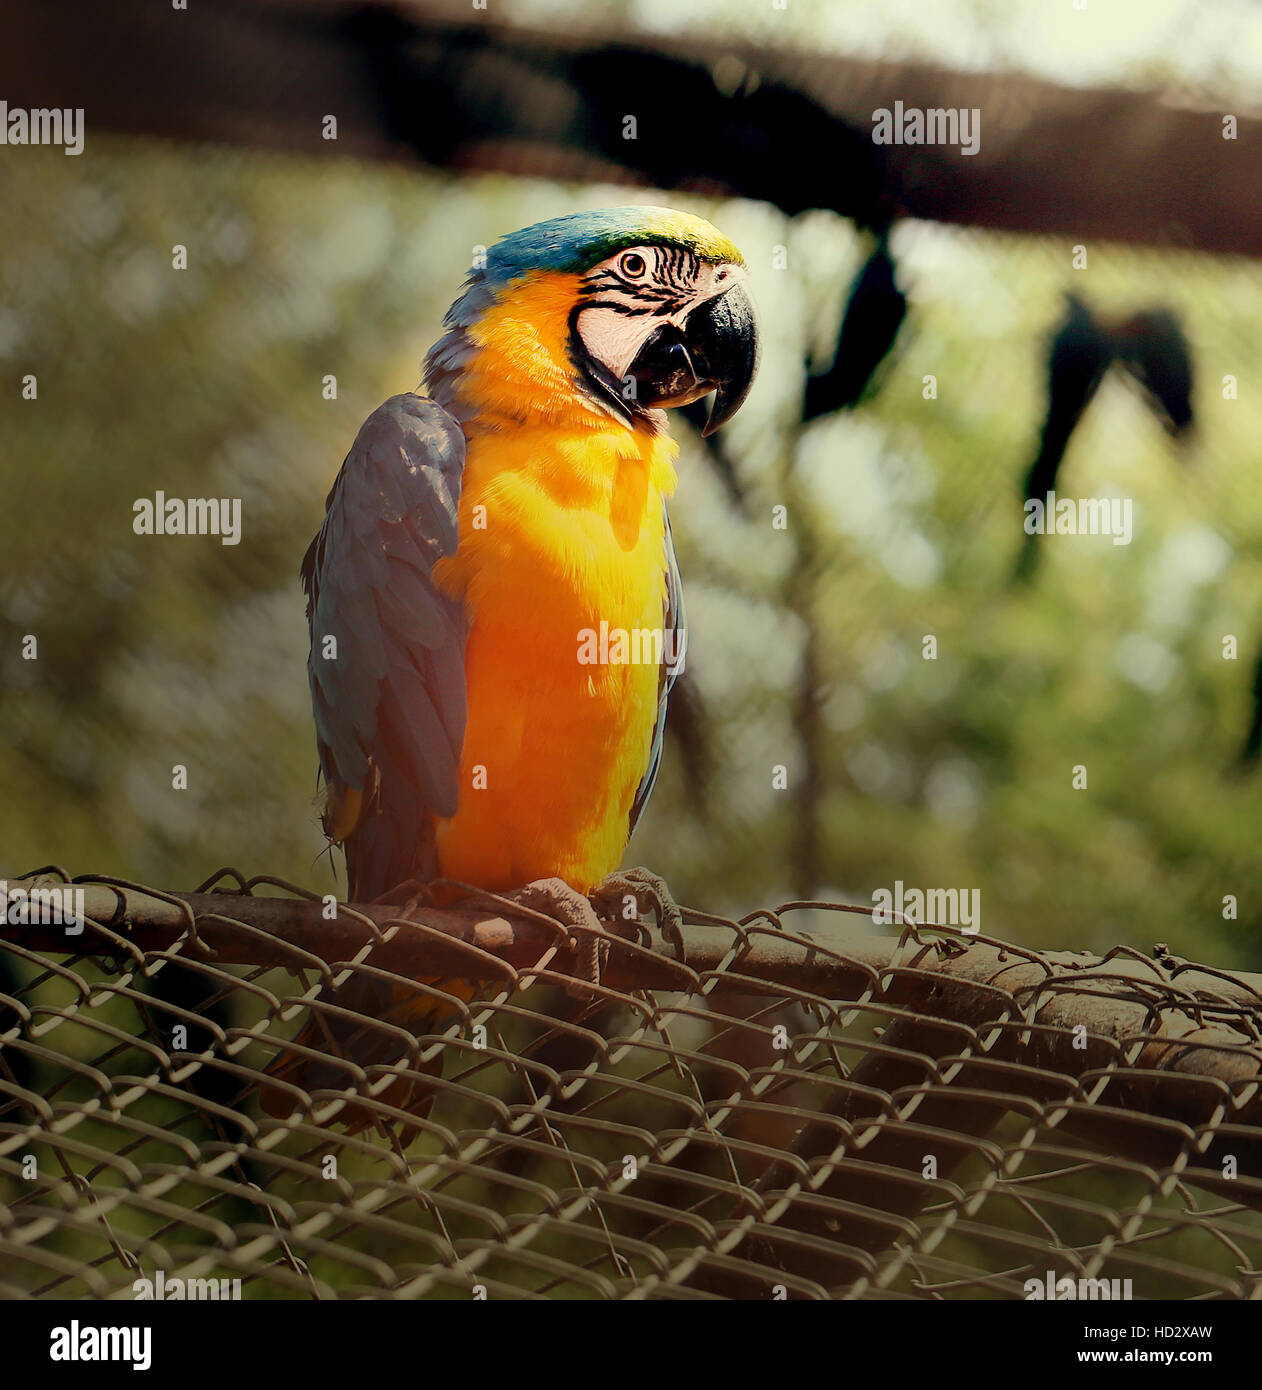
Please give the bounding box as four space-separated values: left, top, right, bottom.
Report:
3 867 1261 1300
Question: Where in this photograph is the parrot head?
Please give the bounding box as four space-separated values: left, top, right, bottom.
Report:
430 206 760 435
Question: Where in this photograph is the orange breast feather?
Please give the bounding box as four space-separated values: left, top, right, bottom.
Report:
431 275 679 892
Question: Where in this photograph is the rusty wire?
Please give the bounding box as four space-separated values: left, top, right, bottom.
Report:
2 867 1262 1300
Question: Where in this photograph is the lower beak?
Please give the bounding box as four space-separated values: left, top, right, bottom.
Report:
627 282 760 435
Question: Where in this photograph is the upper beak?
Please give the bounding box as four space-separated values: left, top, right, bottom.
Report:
691 281 761 435
626 280 760 434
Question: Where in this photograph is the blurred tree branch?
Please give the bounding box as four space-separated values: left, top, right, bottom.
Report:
4 0 1259 254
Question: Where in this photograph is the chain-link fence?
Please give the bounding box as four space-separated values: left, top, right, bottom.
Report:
3 868 1261 1300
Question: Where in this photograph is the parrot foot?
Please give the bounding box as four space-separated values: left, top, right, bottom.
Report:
593 867 687 963
501 877 611 1001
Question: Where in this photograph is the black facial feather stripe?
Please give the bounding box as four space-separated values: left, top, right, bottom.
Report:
587 300 660 317
659 245 692 291
580 272 672 300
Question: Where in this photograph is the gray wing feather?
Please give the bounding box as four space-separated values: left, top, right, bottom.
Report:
303 393 467 899
627 505 685 841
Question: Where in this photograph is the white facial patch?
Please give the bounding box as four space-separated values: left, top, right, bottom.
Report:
577 305 660 383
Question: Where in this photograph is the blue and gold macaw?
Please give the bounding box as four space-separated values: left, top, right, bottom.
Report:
263 207 759 1130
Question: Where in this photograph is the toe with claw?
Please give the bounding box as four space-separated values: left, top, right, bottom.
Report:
593 866 687 962
374 878 438 915
502 877 612 999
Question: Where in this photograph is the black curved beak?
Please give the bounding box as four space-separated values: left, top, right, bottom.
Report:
627 282 760 435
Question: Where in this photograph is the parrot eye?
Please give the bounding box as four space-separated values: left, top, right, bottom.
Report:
618 251 648 279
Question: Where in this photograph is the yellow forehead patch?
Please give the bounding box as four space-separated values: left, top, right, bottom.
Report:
625 206 746 266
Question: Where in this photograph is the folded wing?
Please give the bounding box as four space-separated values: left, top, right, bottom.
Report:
303 393 468 900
